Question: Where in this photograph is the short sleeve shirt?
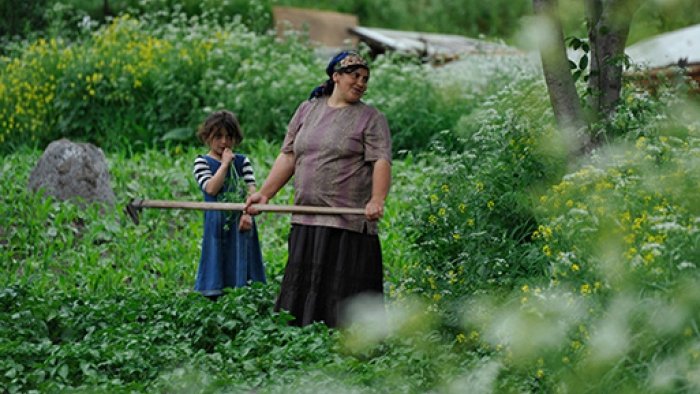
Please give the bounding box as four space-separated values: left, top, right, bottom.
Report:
281 97 392 234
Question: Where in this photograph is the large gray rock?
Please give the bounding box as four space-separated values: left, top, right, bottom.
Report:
28 139 115 206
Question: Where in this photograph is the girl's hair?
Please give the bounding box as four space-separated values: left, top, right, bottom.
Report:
196 110 243 145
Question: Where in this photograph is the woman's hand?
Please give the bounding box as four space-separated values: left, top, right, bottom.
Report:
365 198 385 221
239 213 253 231
244 192 269 216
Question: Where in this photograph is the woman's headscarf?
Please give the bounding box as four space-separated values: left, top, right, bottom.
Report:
309 51 369 99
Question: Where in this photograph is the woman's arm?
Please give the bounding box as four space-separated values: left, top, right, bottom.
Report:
365 158 391 221
244 152 295 214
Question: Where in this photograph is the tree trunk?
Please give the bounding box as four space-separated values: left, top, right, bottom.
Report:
103 0 112 17
532 0 589 150
585 0 639 121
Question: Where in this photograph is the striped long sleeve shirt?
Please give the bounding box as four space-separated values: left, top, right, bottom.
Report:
193 154 256 193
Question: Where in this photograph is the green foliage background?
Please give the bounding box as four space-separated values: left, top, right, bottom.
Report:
3 0 699 47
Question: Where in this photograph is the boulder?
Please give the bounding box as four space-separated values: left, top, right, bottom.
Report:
28 139 115 206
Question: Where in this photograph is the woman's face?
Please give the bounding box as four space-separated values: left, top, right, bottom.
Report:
332 68 369 104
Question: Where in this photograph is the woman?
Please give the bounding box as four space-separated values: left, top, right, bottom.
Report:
245 50 392 328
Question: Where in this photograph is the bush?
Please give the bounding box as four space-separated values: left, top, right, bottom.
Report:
394 73 568 303
0 0 50 39
1 16 514 154
534 118 700 295
276 0 532 39
0 0 274 45
0 13 319 153
365 55 463 153
497 92 700 393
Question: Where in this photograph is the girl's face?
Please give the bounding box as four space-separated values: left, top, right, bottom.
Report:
332 68 369 104
208 128 233 156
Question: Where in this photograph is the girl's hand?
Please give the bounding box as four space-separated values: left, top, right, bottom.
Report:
239 213 253 232
221 148 234 165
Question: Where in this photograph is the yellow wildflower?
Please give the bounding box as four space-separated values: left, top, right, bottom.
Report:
542 245 552 257
538 225 553 239
635 136 646 149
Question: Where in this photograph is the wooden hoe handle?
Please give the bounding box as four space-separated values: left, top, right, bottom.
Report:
124 199 364 225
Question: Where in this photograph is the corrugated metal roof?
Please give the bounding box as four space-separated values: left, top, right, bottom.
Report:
626 23 700 68
625 24 700 93
348 26 523 62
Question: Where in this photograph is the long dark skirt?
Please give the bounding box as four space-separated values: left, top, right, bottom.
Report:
275 224 384 328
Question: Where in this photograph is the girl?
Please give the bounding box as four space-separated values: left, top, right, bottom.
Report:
192 110 266 299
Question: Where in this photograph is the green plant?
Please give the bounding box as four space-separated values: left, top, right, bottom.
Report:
395 73 568 304
0 12 318 154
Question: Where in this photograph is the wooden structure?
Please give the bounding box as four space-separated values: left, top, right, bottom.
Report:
627 61 700 94
625 23 700 93
271 6 522 65
272 6 358 49
348 26 522 64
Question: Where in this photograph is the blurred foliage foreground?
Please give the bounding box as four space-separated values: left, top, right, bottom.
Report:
3 7 700 394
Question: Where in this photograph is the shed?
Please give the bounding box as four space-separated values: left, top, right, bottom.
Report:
348 26 522 64
625 23 700 92
272 6 358 51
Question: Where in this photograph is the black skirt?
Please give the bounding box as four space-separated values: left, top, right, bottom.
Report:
275 224 384 328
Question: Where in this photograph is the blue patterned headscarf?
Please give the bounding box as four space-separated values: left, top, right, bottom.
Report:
309 51 369 99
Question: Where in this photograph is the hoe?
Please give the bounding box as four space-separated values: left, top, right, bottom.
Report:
124 199 365 225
